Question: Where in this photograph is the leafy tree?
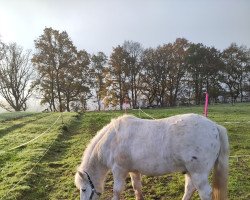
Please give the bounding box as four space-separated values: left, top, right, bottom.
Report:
140 39 189 107
61 50 91 111
106 46 130 110
154 45 171 106
186 43 222 104
203 47 223 102
167 38 190 106
140 46 169 107
221 43 250 102
0 43 34 111
245 49 250 97
140 48 158 106
32 27 90 111
186 43 206 105
32 28 62 111
123 40 143 108
90 52 107 111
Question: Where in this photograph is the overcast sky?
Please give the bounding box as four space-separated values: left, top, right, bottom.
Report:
0 0 249 55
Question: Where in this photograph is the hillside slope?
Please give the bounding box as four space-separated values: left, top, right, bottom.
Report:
0 103 249 199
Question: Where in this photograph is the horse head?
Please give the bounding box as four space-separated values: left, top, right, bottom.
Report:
75 171 101 200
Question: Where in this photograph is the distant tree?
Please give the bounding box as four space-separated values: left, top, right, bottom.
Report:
0 40 5 60
140 46 169 107
106 46 130 110
61 50 91 111
0 43 34 111
154 45 171 106
221 43 250 102
90 52 107 111
186 43 206 105
245 48 250 97
203 47 224 102
167 38 190 106
140 39 189 107
140 48 158 106
123 40 143 108
32 27 91 111
186 43 222 104
33 28 63 111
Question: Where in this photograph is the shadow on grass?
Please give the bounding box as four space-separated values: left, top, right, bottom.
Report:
0 113 46 140
0 114 54 182
0 113 38 122
18 113 84 200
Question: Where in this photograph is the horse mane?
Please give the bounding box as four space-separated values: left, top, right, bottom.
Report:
79 122 112 169
78 114 136 170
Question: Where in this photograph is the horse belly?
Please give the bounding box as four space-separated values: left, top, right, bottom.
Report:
122 130 184 175
133 159 183 176
129 146 184 176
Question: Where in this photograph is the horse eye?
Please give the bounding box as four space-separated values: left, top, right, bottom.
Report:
81 188 86 192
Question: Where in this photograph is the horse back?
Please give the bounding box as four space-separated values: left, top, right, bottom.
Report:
104 114 221 175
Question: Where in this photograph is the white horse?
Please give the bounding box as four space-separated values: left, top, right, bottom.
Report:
75 114 229 200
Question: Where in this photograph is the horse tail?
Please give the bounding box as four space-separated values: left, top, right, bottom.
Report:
213 125 229 200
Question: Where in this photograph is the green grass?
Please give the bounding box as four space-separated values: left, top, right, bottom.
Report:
0 112 37 122
0 103 249 199
0 112 76 200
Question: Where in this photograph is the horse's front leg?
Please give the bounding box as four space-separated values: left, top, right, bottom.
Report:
130 172 144 200
112 165 128 200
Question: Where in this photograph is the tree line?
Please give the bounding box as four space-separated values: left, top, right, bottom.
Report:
0 27 250 112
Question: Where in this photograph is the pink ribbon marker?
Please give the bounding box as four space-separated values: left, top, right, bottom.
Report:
204 92 209 117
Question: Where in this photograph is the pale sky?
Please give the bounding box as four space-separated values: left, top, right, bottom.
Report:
0 0 250 55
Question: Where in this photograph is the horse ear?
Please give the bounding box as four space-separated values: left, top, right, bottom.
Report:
78 171 85 180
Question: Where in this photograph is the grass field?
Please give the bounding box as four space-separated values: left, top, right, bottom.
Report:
0 103 249 199
0 112 37 122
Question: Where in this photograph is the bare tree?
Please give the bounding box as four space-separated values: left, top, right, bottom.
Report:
0 43 34 111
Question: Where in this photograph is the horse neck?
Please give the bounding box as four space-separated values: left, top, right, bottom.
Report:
79 122 113 192
79 151 108 193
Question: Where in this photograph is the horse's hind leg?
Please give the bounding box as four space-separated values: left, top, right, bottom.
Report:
130 172 144 200
182 174 196 200
189 173 212 200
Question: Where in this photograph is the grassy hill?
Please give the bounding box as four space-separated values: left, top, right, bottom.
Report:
0 103 249 199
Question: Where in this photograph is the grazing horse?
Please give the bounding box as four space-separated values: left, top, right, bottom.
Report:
75 114 229 200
